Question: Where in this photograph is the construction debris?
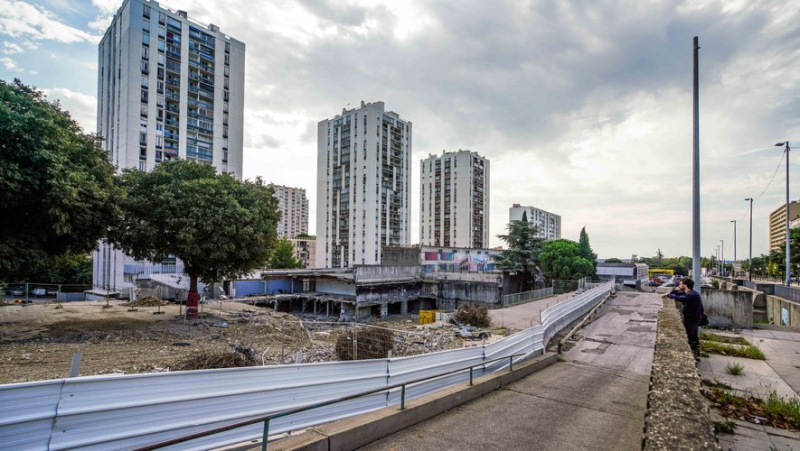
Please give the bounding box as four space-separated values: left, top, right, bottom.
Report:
124 296 169 307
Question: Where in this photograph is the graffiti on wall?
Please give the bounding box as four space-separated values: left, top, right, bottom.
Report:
422 248 499 273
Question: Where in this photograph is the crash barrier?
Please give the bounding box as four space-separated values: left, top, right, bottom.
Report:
0 282 612 451
501 287 554 307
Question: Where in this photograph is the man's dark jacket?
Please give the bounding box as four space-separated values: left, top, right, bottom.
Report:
667 289 704 318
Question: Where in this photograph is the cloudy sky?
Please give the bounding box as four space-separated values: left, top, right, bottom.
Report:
1 0 798 260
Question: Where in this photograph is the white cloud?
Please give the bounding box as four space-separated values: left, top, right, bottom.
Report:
0 56 22 72
2 41 22 54
91 0 120 15
0 0 102 44
88 15 113 33
41 87 97 133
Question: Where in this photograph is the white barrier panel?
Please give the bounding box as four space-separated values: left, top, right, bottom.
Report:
0 282 612 450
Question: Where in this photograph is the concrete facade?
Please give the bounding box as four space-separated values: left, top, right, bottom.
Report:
93 0 245 293
419 150 490 249
270 185 309 238
288 238 316 269
701 284 757 329
316 101 412 269
509 204 561 240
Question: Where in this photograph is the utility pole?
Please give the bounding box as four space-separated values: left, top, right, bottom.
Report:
731 220 737 277
776 141 791 286
745 198 753 280
720 240 724 277
692 36 701 285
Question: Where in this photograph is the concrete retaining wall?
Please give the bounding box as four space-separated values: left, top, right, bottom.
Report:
642 300 718 450
437 280 501 309
700 285 756 329
765 295 800 328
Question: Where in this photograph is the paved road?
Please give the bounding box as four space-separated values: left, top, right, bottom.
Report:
360 291 662 451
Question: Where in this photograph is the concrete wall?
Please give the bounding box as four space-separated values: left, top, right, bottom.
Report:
437 280 501 310
356 283 422 305
317 279 356 297
765 295 800 328
381 247 420 266
354 265 420 283
700 285 756 328
233 279 293 297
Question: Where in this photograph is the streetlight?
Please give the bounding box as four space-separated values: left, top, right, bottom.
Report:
776 141 791 286
731 220 737 277
715 245 720 275
720 239 724 277
745 198 753 281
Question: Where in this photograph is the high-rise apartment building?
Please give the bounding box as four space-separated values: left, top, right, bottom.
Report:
93 0 245 292
420 150 489 248
769 201 800 251
509 204 561 240
315 101 412 268
270 184 309 238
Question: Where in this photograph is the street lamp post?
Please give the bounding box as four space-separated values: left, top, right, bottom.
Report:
731 220 737 277
745 198 753 281
715 246 720 275
720 239 724 277
776 141 791 286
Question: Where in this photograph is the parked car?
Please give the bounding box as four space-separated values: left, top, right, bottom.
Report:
31 288 46 296
656 282 677 294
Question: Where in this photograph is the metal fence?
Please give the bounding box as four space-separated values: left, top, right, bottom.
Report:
774 284 800 303
3 283 92 301
0 283 613 451
502 287 554 307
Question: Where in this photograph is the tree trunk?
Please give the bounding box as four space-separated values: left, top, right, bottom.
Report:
187 274 200 318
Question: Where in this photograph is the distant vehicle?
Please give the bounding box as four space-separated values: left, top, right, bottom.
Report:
656 282 677 294
648 280 661 287
31 288 46 296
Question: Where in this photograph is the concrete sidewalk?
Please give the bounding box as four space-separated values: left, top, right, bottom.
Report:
360 292 662 451
697 327 800 450
488 292 575 332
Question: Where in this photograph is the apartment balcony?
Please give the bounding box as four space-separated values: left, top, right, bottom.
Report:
124 262 184 275
188 58 214 74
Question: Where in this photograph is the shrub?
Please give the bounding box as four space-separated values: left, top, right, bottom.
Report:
713 420 736 434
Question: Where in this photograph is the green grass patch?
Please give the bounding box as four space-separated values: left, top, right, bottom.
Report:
754 318 771 325
700 340 766 360
762 391 800 426
713 420 736 434
700 331 749 345
726 362 745 376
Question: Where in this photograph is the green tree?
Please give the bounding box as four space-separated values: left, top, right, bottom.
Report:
0 79 119 281
269 238 303 269
577 227 597 263
495 220 544 291
604 258 623 263
539 239 595 283
654 248 664 267
24 252 93 284
109 160 280 307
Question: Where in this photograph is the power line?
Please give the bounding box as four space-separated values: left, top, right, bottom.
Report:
739 149 785 221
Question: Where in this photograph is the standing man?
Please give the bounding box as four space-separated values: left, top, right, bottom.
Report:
662 277 704 359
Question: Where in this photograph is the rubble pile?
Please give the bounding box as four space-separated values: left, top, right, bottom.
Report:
124 296 169 307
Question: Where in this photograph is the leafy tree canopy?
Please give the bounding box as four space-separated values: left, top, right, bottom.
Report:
604 258 623 263
495 220 544 291
268 238 303 269
539 239 595 283
0 79 119 281
109 159 280 292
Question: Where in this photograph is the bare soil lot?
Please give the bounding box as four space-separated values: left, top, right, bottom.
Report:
0 300 478 385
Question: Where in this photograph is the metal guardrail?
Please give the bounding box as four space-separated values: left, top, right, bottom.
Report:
133 354 526 451
502 287 554 307
0 282 613 451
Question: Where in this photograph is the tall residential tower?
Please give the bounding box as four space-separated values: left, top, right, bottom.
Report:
93 0 245 292
509 204 561 241
420 150 490 248
316 101 412 268
269 184 309 238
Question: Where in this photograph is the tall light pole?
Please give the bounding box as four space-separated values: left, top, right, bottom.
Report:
715 245 720 275
731 220 737 277
720 239 724 277
692 36 701 285
776 141 791 286
745 198 753 280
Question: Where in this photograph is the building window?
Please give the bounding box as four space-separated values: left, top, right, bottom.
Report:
155 136 163 148
139 160 147 171
224 65 229 76
223 90 229 102
159 12 166 25
143 5 150 18
224 77 229 89
225 42 230 53
141 74 149 87
142 30 150 46
140 104 148 117
139 132 147 145
140 89 148 102
142 46 149 60
140 61 150 73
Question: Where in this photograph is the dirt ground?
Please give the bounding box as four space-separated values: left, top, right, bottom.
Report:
0 300 487 385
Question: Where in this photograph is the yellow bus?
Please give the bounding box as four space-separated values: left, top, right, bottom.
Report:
648 268 674 278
